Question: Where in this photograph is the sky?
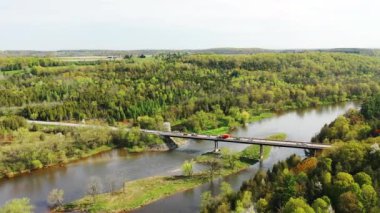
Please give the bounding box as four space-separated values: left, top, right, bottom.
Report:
0 0 379 50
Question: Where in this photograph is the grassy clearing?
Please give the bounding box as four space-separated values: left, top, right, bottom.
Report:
80 145 113 158
62 133 287 213
266 133 287 140
199 112 274 136
63 175 209 213
200 126 229 135
249 112 274 122
2 70 24 75
63 164 250 213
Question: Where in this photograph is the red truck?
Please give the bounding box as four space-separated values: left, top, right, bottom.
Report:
219 134 231 139
374 129 380 135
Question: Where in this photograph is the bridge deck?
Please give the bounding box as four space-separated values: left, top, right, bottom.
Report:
142 130 331 150
27 120 331 150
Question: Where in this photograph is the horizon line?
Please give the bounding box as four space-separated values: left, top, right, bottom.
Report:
1 47 380 52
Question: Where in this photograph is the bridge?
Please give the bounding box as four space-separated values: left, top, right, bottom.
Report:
27 120 332 160
143 130 331 159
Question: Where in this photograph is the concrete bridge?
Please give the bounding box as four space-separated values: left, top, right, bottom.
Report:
142 130 331 159
27 120 332 160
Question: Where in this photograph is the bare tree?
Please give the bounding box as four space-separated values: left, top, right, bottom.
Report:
105 174 118 195
86 176 103 202
206 158 222 180
47 188 64 207
116 170 127 194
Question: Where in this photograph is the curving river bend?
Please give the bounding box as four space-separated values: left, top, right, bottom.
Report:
0 102 358 212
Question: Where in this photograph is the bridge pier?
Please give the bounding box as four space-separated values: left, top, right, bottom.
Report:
163 122 171 132
314 150 322 157
259 145 264 161
214 140 219 153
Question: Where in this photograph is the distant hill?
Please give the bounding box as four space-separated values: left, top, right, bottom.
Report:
1 48 380 57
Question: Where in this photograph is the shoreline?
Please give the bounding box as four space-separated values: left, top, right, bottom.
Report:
0 137 185 181
60 156 263 212
0 101 356 182
0 145 114 181
59 134 282 213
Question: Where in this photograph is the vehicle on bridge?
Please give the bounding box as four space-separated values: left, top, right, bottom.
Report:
374 129 380 136
218 134 231 139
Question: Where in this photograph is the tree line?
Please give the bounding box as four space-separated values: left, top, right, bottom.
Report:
1 53 380 133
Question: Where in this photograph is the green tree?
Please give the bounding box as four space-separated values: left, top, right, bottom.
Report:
216 202 230 213
354 172 372 186
283 197 315 213
200 191 212 213
221 148 239 170
220 182 233 197
332 172 359 202
137 115 162 130
0 198 34 213
312 196 331 213
235 200 245 213
337 191 364 213
240 190 252 208
31 160 43 169
256 198 268 213
361 184 377 212
181 160 193 177
1 116 27 131
361 93 380 120
240 110 250 125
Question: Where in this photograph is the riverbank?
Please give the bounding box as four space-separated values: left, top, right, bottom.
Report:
1 144 114 180
200 112 274 135
60 133 284 213
0 124 181 181
1 110 272 180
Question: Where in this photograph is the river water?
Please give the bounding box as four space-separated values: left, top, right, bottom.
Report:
0 102 358 212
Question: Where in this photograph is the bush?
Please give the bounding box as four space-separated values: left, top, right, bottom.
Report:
182 160 193 176
31 160 43 169
1 116 27 131
0 198 34 213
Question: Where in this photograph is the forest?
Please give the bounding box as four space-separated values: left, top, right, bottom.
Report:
0 115 164 179
312 93 380 143
1 52 380 133
200 94 380 213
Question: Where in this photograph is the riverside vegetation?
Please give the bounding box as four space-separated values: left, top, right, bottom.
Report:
60 134 284 213
200 94 380 213
0 116 164 179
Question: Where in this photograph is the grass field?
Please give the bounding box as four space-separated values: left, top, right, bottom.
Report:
249 112 274 122
199 112 274 136
200 126 229 135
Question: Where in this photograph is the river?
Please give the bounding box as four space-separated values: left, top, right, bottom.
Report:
0 102 358 212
